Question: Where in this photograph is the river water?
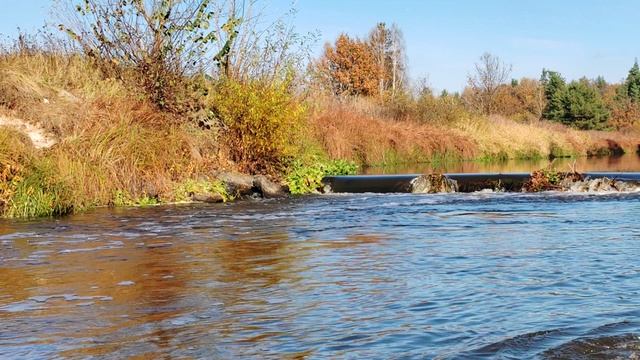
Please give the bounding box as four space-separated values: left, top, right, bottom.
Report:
1 157 640 359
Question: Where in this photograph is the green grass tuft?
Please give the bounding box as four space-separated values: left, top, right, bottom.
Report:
173 179 230 202
6 159 75 218
286 159 358 195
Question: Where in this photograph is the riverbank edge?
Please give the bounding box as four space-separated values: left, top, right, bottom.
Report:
8 155 640 220
2 124 639 220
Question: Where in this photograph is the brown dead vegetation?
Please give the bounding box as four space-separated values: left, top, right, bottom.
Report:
309 96 640 166
310 100 477 166
523 170 584 192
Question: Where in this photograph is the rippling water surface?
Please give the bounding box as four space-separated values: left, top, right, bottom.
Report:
1 192 640 358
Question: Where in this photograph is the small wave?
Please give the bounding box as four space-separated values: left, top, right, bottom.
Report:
543 333 640 359
57 241 124 254
0 302 46 313
0 294 112 313
474 188 504 194
29 294 113 303
458 328 570 359
0 232 40 240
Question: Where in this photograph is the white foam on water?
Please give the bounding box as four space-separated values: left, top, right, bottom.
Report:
566 178 640 193
57 240 124 254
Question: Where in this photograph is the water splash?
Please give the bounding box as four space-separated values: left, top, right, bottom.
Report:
411 174 458 193
565 177 640 193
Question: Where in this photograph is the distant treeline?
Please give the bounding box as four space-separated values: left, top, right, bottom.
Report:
312 22 640 131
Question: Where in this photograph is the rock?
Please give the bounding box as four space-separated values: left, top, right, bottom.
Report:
411 174 458 193
213 171 289 199
214 171 255 196
253 175 287 198
192 193 224 203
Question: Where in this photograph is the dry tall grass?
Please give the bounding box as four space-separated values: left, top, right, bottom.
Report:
454 115 640 159
310 99 477 165
0 51 229 216
0 127 34 210
309 97 640 165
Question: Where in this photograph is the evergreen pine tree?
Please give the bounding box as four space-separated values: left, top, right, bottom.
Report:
541 69 567 121
541 70 610 130
594 75 607 96
625 60 640 102
562 78 610 130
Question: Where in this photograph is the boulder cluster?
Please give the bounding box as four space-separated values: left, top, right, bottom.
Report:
191 172 288 203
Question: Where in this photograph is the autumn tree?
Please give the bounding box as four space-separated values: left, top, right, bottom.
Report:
493 78 545 121
607 61 640 129
608 92 640 129
368 23 389 96
465 52 512 114
59 0 313 108
367 22 407 96
387 24 407 95
317 34 380 96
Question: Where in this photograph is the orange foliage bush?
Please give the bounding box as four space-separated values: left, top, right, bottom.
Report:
608 100 640 130
492 78 545 122
315 34 381 96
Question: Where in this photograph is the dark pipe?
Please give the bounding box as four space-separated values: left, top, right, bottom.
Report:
323 175 416 193
323 172 640 193
583 172 640 181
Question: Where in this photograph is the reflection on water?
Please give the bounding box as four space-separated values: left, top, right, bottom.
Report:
1 190 640 358
364 153 640 174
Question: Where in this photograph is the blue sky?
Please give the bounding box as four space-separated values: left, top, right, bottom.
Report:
2 0 639 92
